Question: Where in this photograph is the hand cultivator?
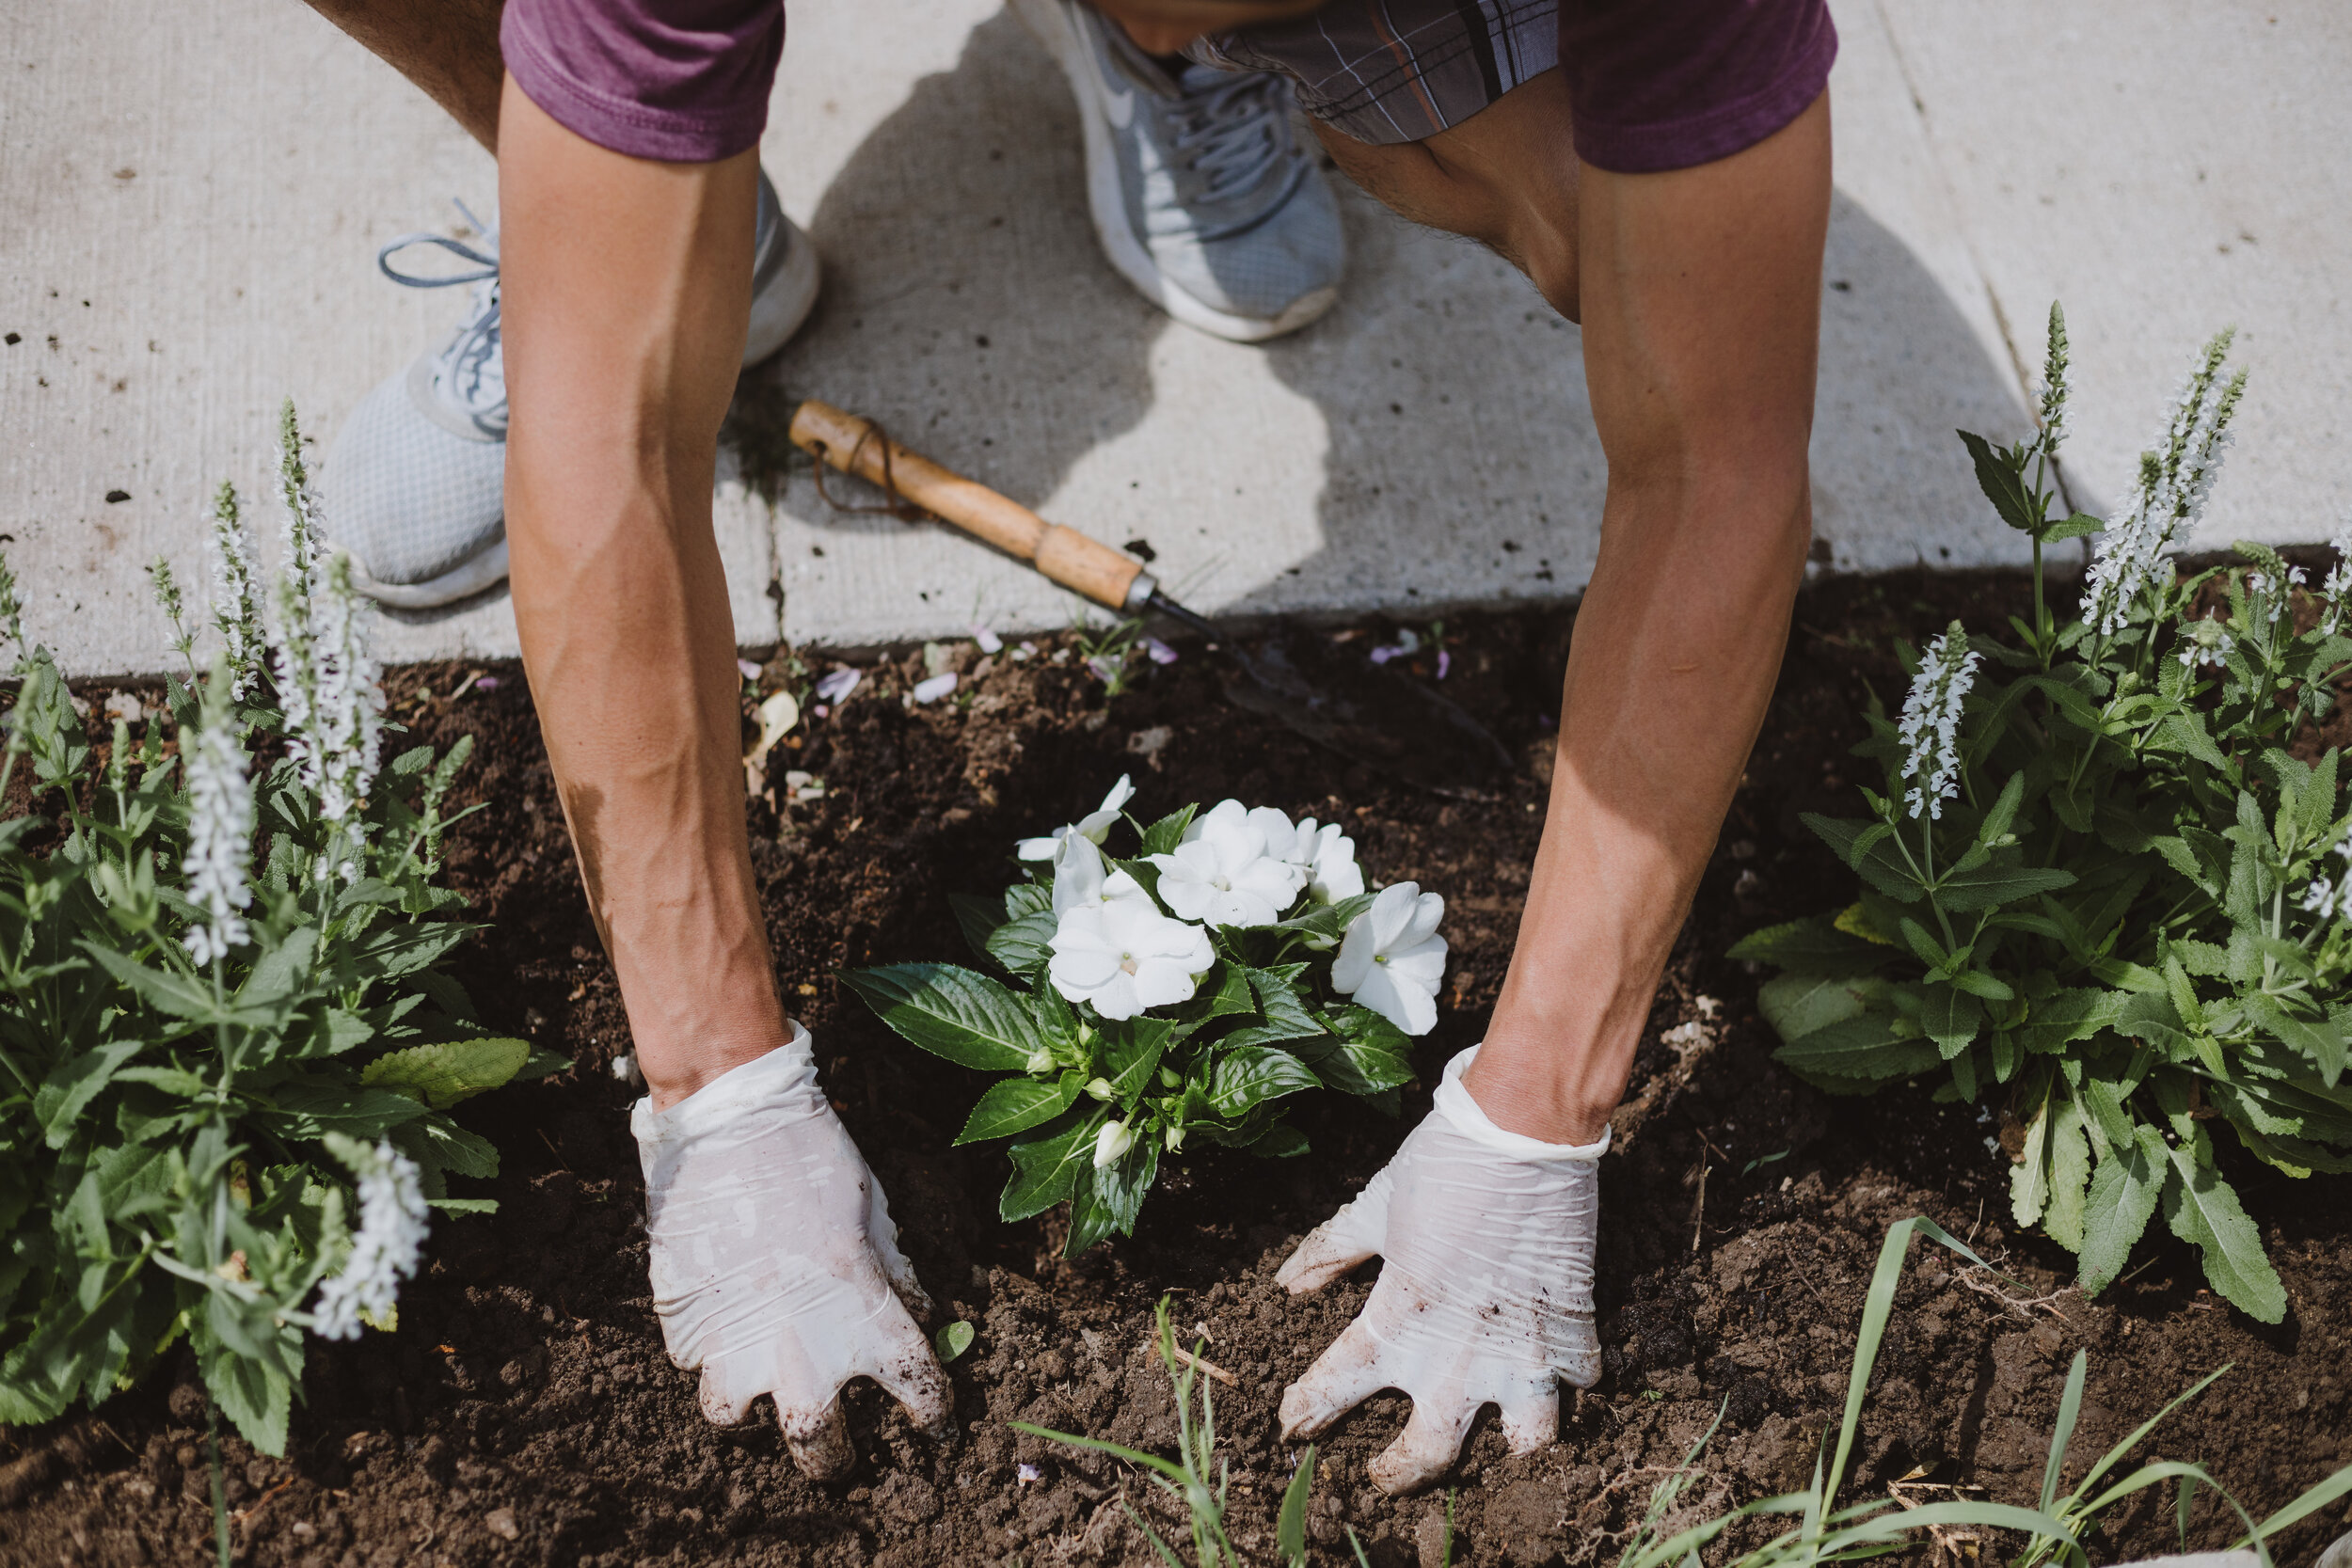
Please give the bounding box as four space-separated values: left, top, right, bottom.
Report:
787 400 1514 796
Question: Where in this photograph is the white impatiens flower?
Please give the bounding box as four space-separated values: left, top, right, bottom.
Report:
1048 894 1214 1021
1149 799 1308 927
312 1139 430 1340
1332 881 1447 1036
1050 832 1152 917
1287 818 1366 905
1018 774 1136 861
182 697 255 966
207 483 266 700
1093 1119 1136 1169
2084 331 2247 635
1896 625 1979 821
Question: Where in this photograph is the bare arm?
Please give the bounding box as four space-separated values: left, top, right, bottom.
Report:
495 77 786 1108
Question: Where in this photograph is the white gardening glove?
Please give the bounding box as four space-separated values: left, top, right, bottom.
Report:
630 1022 953 1478
1277 1044 1607 1495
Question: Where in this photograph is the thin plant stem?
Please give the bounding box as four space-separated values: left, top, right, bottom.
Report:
207 1394 231 1568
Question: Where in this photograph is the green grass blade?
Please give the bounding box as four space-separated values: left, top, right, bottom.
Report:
2067 1363 2229 1507
1120 1498 1190 1568
1010 1421 1190 1483
1346 1524 1375 1567
2237 1461 2352 1551
1277 1446 1315 1565
2042 1349 2088 1514
1824 1216 1995 1508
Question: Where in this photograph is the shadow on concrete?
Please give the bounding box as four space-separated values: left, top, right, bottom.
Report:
735 8 2037 633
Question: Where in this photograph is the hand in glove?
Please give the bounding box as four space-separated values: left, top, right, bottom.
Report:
631 1022 952 1478
1277 1044 1607 1495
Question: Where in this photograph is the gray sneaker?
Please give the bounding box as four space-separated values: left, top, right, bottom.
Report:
322 172 819 610
1012 0 1343 342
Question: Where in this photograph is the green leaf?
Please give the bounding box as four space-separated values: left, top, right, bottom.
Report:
2079 1125 2168 1296
2042 513 2104 543
1223 970 1327 1051
955 1074 1082 1145
1136 806 1197 859
1804 816 1929 903
933 1321 976 1364
257 1083 432 1140
984 911 1058 981
199 1333 295 1457
1933 859 2077 911
2247 993 2347 1085
1772 1014 1942 1082
1725 916 1887 977
34 1040 145 1149
1089 1135 1161 1238
2045 1093 2091 1252
394 1117 500 1181
1102 1015 1174 1104
1241 1122 1311 1158
1957 428 2038 533
1299 1006 1416 1099
76 942 223 1022
839 963 1049 1071
1919 985 1980 1058
1206 1049 1323 1117
1000 1112 1103 1222
2160 1144 2287 1323
1756 973 1883 1043
359 1037 530 1110
949 893 1009 965
2010 1093 2053 1228
1004 881 1051 921
1279 1443 1318 1566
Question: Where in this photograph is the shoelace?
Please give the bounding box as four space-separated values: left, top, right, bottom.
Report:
377 199 505 429
1167 67 1295 201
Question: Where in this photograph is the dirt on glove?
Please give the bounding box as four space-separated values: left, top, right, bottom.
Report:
5 569 2351 1568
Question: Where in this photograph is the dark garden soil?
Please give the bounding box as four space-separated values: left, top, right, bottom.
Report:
7 569 2350 1568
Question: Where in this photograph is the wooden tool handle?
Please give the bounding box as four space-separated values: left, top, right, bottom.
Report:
787 399 1155 612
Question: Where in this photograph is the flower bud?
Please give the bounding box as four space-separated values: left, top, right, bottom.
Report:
1164 1124 1185 1153
1025 1048 1056 1075
1093 1119 1135 1168
1085 1077 1117 1101
1158 1066 1182 1089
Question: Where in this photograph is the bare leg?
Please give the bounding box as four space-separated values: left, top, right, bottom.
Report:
1322 88 1832 1144
497 78 784 1107
298 0 507 150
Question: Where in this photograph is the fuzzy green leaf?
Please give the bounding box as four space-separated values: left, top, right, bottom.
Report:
1725 916 1887 977
2160 1144 2287 1323
359 1037 530 1110
2079 1124 2168 1294
1933 858 2077 911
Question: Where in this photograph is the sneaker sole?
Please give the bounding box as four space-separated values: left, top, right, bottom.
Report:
1009 0 1337 344
351 211 821 611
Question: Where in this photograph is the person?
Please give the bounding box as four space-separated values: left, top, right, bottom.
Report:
296 0 1832 1496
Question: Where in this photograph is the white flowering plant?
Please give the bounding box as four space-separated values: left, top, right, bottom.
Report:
1735 309 2352 1322
844 777 1446 1255
0 405 548 1456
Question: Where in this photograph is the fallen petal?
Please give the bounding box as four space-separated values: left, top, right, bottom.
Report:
736 657 762 681
971 624 1004 654
912 672 959 705
1142 636 1178 665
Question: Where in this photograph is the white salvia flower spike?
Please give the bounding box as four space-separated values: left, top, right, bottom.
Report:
275 398 323 604
2037 301 2071 457
1017 774 1136 861
312 1139 431 1340
206 481 267 699
1896 623 1979 821
181 664 255 965
2083 330 2247 635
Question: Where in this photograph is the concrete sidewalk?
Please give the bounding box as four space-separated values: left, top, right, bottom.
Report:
2 1 2344 676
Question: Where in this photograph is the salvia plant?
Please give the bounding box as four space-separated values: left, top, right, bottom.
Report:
1734 306 2352 1320
0 404 544 1453
844 777 1445 1255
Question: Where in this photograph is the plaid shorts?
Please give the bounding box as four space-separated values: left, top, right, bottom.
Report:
1196 0 1837 173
